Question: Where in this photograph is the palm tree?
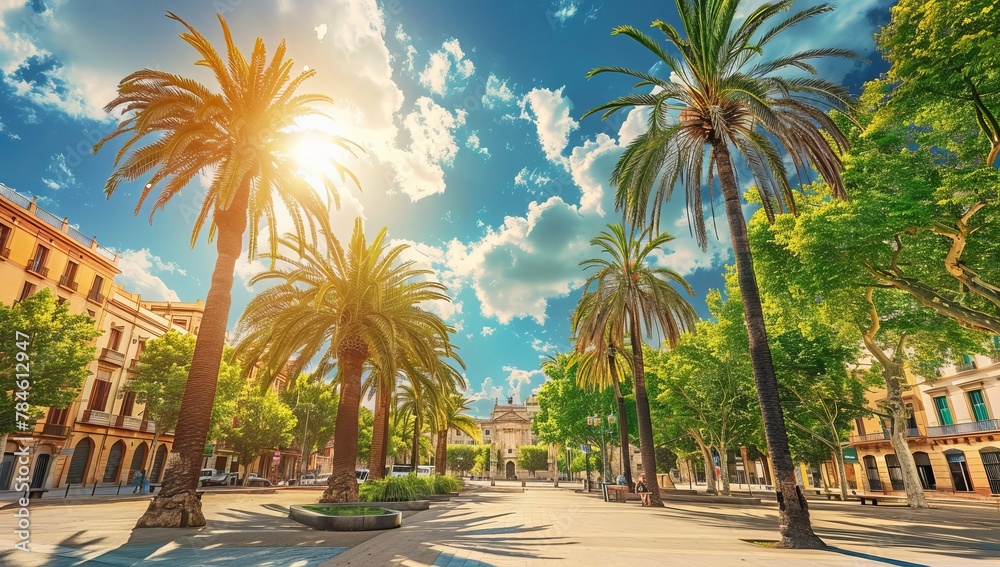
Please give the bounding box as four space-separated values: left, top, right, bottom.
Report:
432 394 482 475
583 0 856 548
364 365 397 480
234 219 454 502
568 337 634 489
575 223 697 507
93 13 359 528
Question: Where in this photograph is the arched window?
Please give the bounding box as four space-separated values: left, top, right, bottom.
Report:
912 452 936 490
944 449 974 492
884 455 904 491
66 438 94 484
979 447 1000 495
129 442 148 479
102 440 126 483
863 455 882 491
150 445 169 483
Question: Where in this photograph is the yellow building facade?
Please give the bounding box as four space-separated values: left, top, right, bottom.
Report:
0 183 204 492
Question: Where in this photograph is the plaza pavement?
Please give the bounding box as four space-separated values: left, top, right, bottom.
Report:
1 481 998 566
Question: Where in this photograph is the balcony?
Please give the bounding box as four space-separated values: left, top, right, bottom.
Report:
850 431 889 443
41 423 70 437
139 419 157 433
926 418 1000 437
80 409 111 426
98 347 125 367
956 361 978 372
87 289 106 304
58 275 79 292
25 264 49 278
0 246 9 259
907 427 922 438
112 414 143 431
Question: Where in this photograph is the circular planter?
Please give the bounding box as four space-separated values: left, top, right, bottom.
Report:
359 500 430 511
289 504 401 531
428 494 450 502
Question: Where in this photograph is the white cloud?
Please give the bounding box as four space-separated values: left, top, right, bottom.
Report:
531 337 556 354
551 1 579 23
481 326 495 336
503 366 542 404
467 376 504 405
519 87 579 168
482 73 516 109
513 167 551 189
394 23 409 44
115 249 184 302
465 131 490 157
315 24 328 40
389 96 467 200
40 153 74 190
418 38 475 96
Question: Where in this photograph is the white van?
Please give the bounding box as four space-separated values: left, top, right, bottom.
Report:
389 464 412 477
355 469 369 483
416 466 434 477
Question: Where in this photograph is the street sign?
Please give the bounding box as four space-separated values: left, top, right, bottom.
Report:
580 444 591 455
843 448 859 464
272 451 281 463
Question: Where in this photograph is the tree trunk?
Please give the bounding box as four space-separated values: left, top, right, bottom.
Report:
885 367 928 508
627 313 662 506
717 444 731 496
833 449 849 501
368 378 392 479
135 194 248 529
609 357 634 491
321 343 365 503
712 140 824 548
691 430 717 494
410 412 419 471
435 429 447 475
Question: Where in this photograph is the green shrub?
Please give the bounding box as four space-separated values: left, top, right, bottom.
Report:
400 473 432 498
358 477 418 502
303 505 389 516
430 474 461 494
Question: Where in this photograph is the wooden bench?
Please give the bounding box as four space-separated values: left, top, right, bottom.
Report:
855 495 907 505
606 485 628 503
812 489 843 501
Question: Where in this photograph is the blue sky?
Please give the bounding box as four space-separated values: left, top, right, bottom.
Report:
0 0 889 417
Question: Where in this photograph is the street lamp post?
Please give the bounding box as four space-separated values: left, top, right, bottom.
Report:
587 413 617 483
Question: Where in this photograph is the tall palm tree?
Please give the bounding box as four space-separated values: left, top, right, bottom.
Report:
432 394 482 475
234 219 454 502
575 223 697 507
583 0 855 547
364 365 397 479
93 13 359 528
568 337 634 489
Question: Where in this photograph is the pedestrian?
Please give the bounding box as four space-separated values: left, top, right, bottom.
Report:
616 473 626 486
635 474 650 506
142 474 151 494
132 469 144 493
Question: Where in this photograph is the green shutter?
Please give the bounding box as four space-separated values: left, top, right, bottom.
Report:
969 390 990 422
934 396 954 426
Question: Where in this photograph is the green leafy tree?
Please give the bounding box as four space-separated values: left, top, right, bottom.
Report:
572 223 696 506
356 406 374 466
123 331 243 466
234 220 455 502
94 13 360 527
446 444 478 476
280 373 338 477
222 388 297 485
517 445 549 478
432 394 481 475
0 289 100 434
585 0 858 547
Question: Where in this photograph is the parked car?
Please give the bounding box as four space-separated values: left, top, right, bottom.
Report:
199 469 218 481
202 472 238 487
244 476 273 487
317 473 331 485
355 469 369 483
299 473 316 486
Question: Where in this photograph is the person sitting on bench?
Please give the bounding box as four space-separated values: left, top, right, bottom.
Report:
635 474 650 506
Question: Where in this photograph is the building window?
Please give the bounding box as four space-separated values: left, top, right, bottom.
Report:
507 448 512 454
173 317 188 330
88 378 112 412
913 451 936 490
485 429 490 436
61 260 79 289
18 282 36 303
121 390 136 417
884 454 904 491
108 327 123 351
47 407 69 425
0 222 11 256
934 396 954 426
863 455 883 491
981 449 1000 495
957 354 977 372
968 390 990 422
88 275 104 301
854 417 866 436
28 244 48 274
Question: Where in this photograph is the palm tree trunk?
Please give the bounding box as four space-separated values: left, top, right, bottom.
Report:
321 347 365 503
410 411 421 471
368 379 392 479
712 139 824 548
135 194 248 529
435 429 447 475
609 357 633 490
628 308 662 506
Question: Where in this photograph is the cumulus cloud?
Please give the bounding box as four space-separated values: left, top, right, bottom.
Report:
466 131 490 158
115 249 185 301
481 326 495 336
418 38 475 96
40 153 73 190
503 366 542 404
467 376 504 405
551 1 579 23
390 96 467 200
519 87 579 168
482 73 516 109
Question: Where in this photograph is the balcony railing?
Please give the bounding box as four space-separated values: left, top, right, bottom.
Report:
26 264 48 277
81 409 111 426
87 289 105 304
926 418 1000 437
0 246 10 259
850 431 889 443
58 275 79 292
139 419 157 433
112 414 143 431
956 362 978 372
41 423 70 437
907 427 921 437
98 347 125 366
